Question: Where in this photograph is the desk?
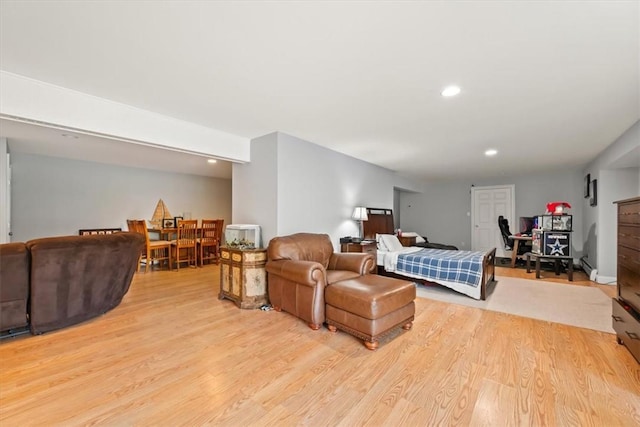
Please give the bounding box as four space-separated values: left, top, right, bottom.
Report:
510 235 532 268
526 253 573 281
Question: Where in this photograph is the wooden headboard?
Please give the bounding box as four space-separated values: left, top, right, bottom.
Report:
362 207 394 240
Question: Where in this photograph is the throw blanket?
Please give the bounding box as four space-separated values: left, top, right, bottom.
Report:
396 248 485 289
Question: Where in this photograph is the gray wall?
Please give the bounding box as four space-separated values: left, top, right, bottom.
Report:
10 153 232 242
399 168 584 253
233 132 419 248
583 120 639 282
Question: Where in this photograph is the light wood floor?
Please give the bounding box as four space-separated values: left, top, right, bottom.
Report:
1 265 638 426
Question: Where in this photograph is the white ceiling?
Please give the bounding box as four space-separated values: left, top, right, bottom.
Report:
1 1 638 180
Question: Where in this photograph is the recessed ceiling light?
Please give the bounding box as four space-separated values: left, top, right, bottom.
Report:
61 133 79 139
207 159 217 164
485 149 498 156
441 85 461 97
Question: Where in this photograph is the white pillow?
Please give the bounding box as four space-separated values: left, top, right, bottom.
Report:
376 233 388 251
380 234 404 252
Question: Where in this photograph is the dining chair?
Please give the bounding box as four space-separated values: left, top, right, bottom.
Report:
127 219 143 270
198 219 224 266
129 219 173 272
172 219 198 270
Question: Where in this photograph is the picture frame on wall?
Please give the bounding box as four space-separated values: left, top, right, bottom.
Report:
584 174 590 198
163 219 175 228
590 179 598 206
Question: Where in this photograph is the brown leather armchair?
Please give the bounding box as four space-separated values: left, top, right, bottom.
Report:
266 233 375 330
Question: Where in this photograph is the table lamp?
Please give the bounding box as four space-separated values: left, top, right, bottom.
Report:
351 206 368 243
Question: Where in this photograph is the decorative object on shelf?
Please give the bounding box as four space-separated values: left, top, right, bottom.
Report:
173 216 183 227
537 214 572 231
351 206 368 243
584 174 591 198
163 219 175 228
590 179 598 206
225 224 261 249
150 199 172 229
545 201 571 215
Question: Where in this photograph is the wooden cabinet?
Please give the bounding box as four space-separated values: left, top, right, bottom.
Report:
219 247 268 309
613 196 640 363
341 241 377 256
398 235 416 247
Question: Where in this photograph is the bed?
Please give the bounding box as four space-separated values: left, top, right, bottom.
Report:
363 208 496 300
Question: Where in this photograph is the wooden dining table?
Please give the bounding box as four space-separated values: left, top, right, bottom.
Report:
148 227 178 241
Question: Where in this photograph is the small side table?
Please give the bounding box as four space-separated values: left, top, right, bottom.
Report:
219 247 269 309
341 241 377 256
526 253 573 281
398 235 416 247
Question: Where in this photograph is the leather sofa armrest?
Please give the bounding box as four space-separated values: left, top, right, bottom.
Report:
266 259 327 287
328 253 375 275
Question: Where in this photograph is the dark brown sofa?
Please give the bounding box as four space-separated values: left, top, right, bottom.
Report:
266 233 375 330
0 243 30 333
0 232 144 336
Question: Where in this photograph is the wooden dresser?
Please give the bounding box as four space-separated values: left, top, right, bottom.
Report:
219 247 268 309
612 196 640 363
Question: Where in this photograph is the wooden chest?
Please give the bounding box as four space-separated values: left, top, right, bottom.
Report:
219 247 268 309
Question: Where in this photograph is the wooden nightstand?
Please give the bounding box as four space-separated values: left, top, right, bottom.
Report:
341 241 377 256
398 235 416 247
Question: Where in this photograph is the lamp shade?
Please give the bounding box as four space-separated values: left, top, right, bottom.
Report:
352 207 368 221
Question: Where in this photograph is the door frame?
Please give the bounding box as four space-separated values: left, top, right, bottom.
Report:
0 138 9 243
470 184 515 252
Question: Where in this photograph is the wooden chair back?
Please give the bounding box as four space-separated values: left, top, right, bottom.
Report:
129 219 172 272
199 219 224 265
173 219 198 269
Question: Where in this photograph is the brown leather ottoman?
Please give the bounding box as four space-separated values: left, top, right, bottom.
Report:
325 275 416 350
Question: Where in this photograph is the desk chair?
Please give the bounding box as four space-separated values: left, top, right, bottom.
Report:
498 216 529 255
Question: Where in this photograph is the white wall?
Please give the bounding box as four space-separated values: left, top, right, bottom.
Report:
0 72 250 162
400 168 584 253
232 132 419 248
10 153 231 241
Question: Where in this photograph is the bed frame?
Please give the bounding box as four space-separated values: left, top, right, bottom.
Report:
363 207 496 300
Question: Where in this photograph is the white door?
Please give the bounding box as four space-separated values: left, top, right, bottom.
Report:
471 185 515 254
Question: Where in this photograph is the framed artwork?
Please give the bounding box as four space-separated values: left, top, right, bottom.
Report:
163 219 175 228
174 216 184 226
590 179 598 206
584 174 590 198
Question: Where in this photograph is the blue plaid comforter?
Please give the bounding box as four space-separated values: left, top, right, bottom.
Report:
396 248 485 288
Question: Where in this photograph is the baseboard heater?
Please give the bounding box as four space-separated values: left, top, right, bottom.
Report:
580 256 597 281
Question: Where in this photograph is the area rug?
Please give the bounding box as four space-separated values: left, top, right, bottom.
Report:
415 276 614 333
